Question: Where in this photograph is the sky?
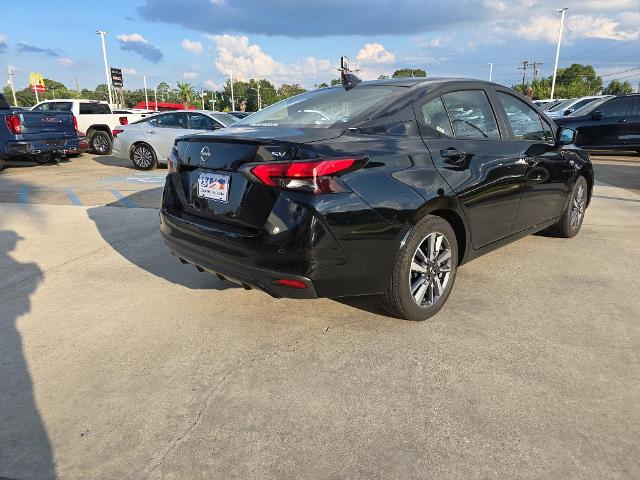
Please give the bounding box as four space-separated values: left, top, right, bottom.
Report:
2 0 640 92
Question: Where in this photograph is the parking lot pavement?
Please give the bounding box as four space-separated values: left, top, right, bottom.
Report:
0 154 165 209
1 156 639 479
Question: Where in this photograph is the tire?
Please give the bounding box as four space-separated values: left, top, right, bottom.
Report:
90 131 112 155
33 153 53 165
131 143 157 170
547 175 588 238
382 215 458 321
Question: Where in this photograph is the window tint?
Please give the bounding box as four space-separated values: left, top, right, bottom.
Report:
629 98 640 116
570 98 596 112
599 97 632 117
155 113 186 128
497 92 553 142
33 102 73 112
420 97 453 137
442 90 499 139
79 103 110 114
188 113 216 130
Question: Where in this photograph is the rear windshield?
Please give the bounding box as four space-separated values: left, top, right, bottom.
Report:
32 102 73 112
234 85 400 128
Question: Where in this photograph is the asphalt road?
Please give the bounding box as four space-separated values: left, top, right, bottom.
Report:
1 153 639 479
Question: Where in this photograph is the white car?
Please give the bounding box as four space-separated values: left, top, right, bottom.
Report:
111 110 237 170
545 96 613 119
31 99 151 155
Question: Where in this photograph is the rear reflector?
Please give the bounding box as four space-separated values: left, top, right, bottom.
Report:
112 128 124 138
119 116 129 125
72 115 78 133
5 114 21 135
275 279 308 289
246 157 364 194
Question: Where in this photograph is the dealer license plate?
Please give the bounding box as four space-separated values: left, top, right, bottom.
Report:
197 172 230 202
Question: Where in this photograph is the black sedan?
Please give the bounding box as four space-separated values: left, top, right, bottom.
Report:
160 78 593 321
554 94 640 153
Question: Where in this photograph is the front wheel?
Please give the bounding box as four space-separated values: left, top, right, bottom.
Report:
131 143 157 170
382 215 458 321
90 131 112 155
548 175 588 238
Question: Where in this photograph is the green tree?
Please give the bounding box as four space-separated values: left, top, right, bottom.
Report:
392 68 427 78
315 82 329 88
176 82 196 107
277 83 306 100
603 79 634 96
554 64 603 97
156 82 171 101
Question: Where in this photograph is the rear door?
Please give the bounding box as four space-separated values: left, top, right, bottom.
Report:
621 97 640 148
417 89 527 248
186 112 223 135
148 112 188 159
493 90 570 230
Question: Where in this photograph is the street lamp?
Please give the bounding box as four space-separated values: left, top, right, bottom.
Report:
95 30 114 106
488 63 493 82
550 8 568 100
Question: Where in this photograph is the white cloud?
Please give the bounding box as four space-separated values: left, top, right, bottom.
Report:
57 57 74 67
516 13 640 42
207 35 333 86
183 71 200 80
0 33 7 51
181 38 203 54
204 79 224 90
122 67 139 76
356 43 395 64
116 33 147 43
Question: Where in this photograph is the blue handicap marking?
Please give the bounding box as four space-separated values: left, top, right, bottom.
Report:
99 173 167 185
109 190 135 208
65 188 83 206
18 186 29 203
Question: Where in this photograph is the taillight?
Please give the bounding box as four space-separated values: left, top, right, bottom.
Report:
112 128 124 138
244 157 365 194
119 116 129 125
72 115 78 133
5 114 21 134
167 146 179 173
274 279 308 289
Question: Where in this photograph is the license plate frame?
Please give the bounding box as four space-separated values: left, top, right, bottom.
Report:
197 172 230 203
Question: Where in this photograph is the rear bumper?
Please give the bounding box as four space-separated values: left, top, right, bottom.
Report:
4 137 80 157
161 209 318 299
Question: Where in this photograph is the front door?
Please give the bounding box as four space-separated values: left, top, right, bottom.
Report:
493 90 571 230
149 112 188 159
579 96 635 148
417 90 526 248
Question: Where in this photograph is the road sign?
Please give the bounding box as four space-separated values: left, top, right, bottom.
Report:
29 72 46 92
110 68 123 88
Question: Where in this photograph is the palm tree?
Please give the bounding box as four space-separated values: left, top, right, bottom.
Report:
176 82 195 108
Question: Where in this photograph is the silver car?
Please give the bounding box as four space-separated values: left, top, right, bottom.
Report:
112 110 237 170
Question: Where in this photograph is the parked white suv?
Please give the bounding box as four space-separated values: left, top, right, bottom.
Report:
31 99 150 154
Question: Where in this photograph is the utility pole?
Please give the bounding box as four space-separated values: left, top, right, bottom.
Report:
95 30 114 106
488 63 493 82
74 75 80 98
201 86 205 109
531 61 543 81
518 60 530 86
7 66 17 106
230 69 235 111
550 7 568 100
143 75 149 109
154 88 158 111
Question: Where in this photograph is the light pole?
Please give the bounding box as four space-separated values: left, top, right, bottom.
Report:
143 75 149 109
95 30 114 106
230 69 235 111
550 7 568 100
7 66 18 106
488 63 493 82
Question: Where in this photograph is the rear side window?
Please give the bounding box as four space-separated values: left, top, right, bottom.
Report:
421 98 453 137
79 103 110 114
188 113 216 130
154 113 186 128
441 90 500 139
599 97 633 117
497 92 553 142
34 102 73 112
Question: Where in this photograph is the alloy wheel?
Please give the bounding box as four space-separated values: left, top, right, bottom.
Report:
570 184 586 230
409 232 452 307
93 135 109 154
133 146 153 168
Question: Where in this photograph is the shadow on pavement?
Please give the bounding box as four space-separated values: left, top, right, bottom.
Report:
91 155 168 172
592 160 640 193
0 231 56 480
87 188 235 291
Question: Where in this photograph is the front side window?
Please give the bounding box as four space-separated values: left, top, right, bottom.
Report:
234 85 400 128
188 113 216 130
441 90 500 139
497 92 552 142
421 97 453 137
599 98 632 117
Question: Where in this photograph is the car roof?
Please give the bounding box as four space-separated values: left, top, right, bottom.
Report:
344 77 499 89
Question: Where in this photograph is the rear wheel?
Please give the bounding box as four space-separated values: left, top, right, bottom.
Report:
90 131 112 155
382 215 458 321
131 143 157 170
548 175 588 238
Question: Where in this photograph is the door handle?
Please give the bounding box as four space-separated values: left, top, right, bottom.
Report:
440 148 466 164
147 130 156 134
617 119 627 123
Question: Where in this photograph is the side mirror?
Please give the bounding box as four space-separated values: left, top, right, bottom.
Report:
557 127 576 146
591 110 603 120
